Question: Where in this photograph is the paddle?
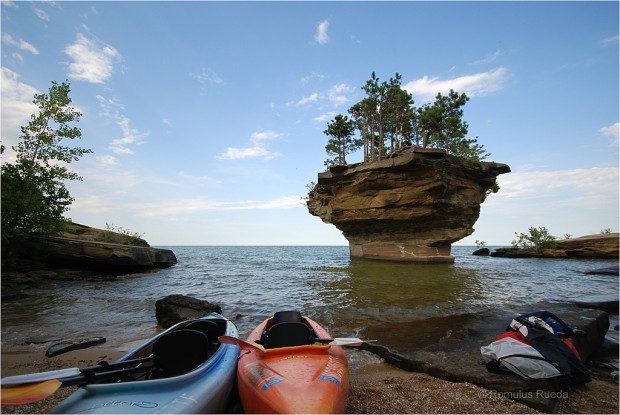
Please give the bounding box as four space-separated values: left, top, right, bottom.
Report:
218 335 372 352
0 356 153 406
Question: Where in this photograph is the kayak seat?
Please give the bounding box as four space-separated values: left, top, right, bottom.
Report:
152 329 209 377
185 320 221 354
273 310 303 324
265 322 314 348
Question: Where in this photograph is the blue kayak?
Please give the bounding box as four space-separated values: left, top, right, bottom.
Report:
52 313 239 414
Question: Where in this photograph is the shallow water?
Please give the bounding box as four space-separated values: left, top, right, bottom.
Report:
1 246 617 350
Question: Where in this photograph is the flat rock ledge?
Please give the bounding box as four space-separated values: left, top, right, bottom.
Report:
26 236 177 272
491 233 619 260
307 148 510 263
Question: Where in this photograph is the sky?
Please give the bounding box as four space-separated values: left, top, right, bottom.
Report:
1 0 618 246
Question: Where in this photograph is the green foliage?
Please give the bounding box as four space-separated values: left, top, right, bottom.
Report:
323 114 358 166
100 223 145 246
600 228 612 234
328 72 490 166
1 81 92 249
475 240 487 249
511 226 557 254
563 234 572 239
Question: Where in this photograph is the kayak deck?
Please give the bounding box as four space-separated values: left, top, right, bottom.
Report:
237 314 349 414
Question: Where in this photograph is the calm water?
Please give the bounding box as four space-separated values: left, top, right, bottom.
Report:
1 246 617 350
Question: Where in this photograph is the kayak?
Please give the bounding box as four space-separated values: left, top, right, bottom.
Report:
51 313 239 414
237 311 349 413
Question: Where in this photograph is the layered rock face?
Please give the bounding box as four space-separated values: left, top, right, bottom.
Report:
307 148 510 263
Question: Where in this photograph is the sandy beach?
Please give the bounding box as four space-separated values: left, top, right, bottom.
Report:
2 345 617 414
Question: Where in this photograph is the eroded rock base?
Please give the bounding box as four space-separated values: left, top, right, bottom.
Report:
350 242 454 263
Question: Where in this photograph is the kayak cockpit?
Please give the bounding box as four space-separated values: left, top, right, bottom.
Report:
258 310 332 349
102 316 231 382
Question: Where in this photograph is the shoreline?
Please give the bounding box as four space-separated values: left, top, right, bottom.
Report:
1 347 617 414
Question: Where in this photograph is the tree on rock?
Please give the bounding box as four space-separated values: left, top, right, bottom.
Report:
323 114 358 167
1 81 92 250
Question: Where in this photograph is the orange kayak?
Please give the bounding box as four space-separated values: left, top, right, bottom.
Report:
237 311 349 414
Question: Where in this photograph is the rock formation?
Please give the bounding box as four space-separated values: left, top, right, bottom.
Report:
307 148 510 263
156 294 222 328
491 233 619 259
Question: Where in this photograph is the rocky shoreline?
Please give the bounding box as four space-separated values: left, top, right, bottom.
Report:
486 233 619 260
1 222 176 301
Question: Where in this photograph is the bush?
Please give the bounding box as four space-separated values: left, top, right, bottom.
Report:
475 240 487 249
511 226 557 254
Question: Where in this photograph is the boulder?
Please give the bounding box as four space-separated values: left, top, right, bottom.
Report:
155 294 222 328
472 248 490 256
307 147 510 263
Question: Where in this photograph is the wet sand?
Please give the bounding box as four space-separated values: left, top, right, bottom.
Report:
1 347 617 414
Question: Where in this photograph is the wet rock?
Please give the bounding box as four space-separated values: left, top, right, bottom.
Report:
45 337 106 357
575 296 619 314
583 266 619 276
307 148 510 263
27 270 59 280
360 307 609 412
155 294 222 328
472 248 490 256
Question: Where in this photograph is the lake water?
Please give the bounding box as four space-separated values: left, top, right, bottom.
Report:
1 246 617 350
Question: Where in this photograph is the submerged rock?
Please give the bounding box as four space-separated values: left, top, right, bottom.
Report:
307 148 510 263
155 294 222 328
583 266 620 276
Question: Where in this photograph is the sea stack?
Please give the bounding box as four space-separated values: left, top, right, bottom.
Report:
306 147 510 263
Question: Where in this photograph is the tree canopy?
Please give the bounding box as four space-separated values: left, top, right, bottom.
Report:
323 72 490 166
1 81 92 249
323 114 358 167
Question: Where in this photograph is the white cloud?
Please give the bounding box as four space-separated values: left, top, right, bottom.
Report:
314 111 337 123
33 7 49 21
161 118 171 126
2 33 39 54
600 122 619 146
404 67 509 102
301 72 325 85
602 35 619 46
64 33 120 84
218 146 279 160
290 93 319 107
495 167 619 202
1 1 17 8
0 67 38 154
177 171 221 187
97 155 118 166
288 83 354 110
314 20 329 45
191 67 223 84
250 130 283 143
134 196 303 217
96 95 148 155
327 83 354 107
11 52 23 63
472 50 504 65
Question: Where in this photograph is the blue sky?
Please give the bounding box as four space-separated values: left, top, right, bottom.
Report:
1 1 618 246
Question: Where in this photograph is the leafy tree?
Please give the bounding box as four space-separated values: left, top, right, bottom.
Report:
1 81 91 249
475 240 487 249
511 226 557 254
323 114 358 166
600 228 612 234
